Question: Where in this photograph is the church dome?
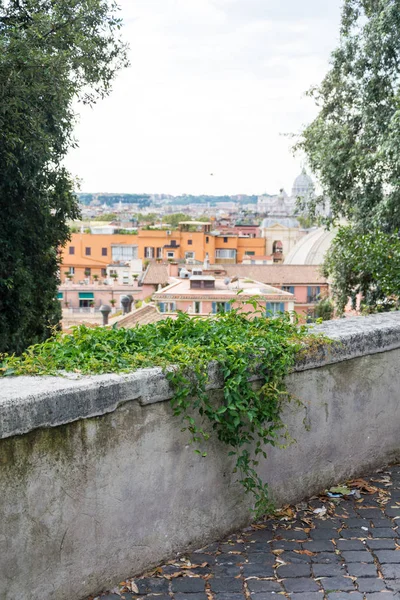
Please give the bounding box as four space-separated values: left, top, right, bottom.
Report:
284 227 337 265
291 169 314 198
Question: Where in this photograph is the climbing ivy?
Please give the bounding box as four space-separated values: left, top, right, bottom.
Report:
0 306 313 516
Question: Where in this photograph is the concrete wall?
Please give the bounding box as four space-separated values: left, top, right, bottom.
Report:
1 313 400 600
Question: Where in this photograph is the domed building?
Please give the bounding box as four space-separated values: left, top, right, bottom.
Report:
291 168 314 199
284 227 337 265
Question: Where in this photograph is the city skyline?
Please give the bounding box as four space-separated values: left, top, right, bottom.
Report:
65 0 343 195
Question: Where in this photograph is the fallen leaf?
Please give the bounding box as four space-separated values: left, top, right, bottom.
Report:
294 549 317 556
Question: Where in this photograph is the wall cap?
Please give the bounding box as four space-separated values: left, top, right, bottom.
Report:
1 312 400 440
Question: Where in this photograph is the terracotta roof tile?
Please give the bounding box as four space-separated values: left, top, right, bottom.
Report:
216 264 328 285
141 263 170 286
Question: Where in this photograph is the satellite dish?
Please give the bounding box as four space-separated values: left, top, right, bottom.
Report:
224 278 231 286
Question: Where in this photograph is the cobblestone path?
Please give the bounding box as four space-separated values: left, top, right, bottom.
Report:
94 464 400 600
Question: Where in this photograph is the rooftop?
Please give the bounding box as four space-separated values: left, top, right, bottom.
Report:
212 264 328 285
154 277 294 300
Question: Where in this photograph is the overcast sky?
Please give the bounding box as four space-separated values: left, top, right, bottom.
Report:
65 0 343 196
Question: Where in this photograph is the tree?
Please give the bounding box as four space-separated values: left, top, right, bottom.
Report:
299 0 400 311
0 0 128 353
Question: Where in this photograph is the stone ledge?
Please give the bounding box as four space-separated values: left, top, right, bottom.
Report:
1 312 400 440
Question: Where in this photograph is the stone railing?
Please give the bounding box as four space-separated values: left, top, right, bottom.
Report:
1 313 400 600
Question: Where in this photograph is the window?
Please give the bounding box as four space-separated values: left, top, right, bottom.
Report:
194 301 201 314
156 247 163 258
85 247 91 256
170 240 177 247
185 251 195 259
307 286 321 303
101 268 107 277
144 247 155 259
190 280 201 289
84 268 91 277
102 248 107 256
188 240 193 246
266 302 285 317
212 302 231 314
223 237 228 243
282 286 295 295
69 246 75 255
69 267 75 275
167 251 175 259
112 245 138 261
204 280 215 289
159 302 176 313
245 251 255 256
215 249 237 259
206 236 209 243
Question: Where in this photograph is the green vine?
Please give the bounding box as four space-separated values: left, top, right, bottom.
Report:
0 304 314 517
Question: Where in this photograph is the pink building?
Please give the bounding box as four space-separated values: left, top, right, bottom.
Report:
153 270 294 317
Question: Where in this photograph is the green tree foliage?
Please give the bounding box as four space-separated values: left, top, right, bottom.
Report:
299 0 400 311
323 226 400 313
0 0 128 353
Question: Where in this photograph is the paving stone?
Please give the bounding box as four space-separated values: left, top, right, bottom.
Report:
171 578 206 593
315 520 341 529
337 540 366 551
290 594 325 600
357 510 384 519
244 553 275 565
270 540 300 551
312 552 342 564
188 553 216 565
375 550 400 563
220 544 245 553
357 578 388 592
216 554 244 565
242 564 274 578
246 580 281 592
137 578 170 594
247 531 274 542
340 529 370 539
174 594 207 600
284 551 312 563
380 564 400 579
341 550 374 563
385 508 400 518
274 529 308 541
371 528 398 538
346 562 378 577
313 564 346 577
212 595 244 600
326 594 363 599
248 595 284 600
213 565 242 577
367 539 397 550
210 578 243 593
371 519 394 528
282 577 320 593
319 576 355 591
306 540 336 552
344 519 371 529
364 594 400 599
246 543 270 554
276 563 310 577
311 528 340 540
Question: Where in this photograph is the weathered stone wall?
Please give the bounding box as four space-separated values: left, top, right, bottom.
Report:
1 313 400 600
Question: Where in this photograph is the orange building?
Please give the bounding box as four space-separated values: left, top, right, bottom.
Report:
60 223 266 282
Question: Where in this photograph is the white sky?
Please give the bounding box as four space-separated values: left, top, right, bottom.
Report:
65 0 343 196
